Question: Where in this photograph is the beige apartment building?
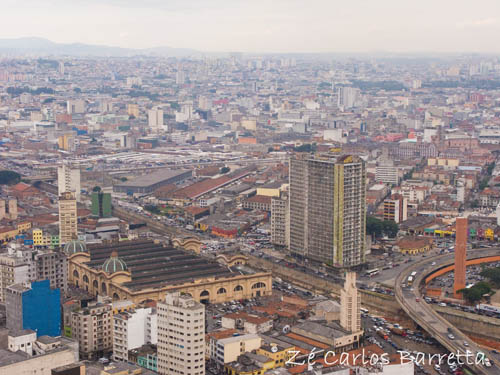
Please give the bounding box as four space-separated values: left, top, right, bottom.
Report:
0 254 30 302
59 192 77 244
71 303 112 359
157 292 205 375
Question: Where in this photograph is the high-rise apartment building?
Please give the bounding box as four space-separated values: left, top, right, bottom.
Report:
340 272 361 334
0 198 18 220
71 302 112 359
148 109 164 132
289 155 366 267
58 164 81 202
113 307 157 362
176 71 186 85
383 194 408 224
66 99 85 114
157 292 205 375
0 254 31 302
127 104 140 118
337 87 359 110
271 193 289 247
35 251 68 293
59 192 78 244
91 190 112 218
375 164 399 185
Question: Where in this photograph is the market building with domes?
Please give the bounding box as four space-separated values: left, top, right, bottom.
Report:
68 239 271 304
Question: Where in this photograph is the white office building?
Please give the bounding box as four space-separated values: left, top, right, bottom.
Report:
58 164 81 202
113 307 157 362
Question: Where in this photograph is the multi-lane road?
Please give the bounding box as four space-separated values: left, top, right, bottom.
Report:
395 249 500 375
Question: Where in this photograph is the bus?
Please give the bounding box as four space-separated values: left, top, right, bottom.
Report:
360 307 369 314
365 269 379 278
476 304 500 315
407 276 414 286
410 271 417 277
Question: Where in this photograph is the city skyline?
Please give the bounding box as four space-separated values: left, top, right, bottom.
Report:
1 0 500 54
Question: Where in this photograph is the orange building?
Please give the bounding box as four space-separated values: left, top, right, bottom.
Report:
238 137 257 144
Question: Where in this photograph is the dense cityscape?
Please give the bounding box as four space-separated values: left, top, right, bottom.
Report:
1 31 500 375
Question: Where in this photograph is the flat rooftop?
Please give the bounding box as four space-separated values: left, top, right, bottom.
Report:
114 169 190 188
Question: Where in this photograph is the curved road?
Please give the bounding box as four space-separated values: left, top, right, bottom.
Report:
395 248 500 375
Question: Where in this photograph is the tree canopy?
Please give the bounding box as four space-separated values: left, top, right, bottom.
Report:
458 282 493 304
366 216 399 238
0 170 21 185
480 267 500 288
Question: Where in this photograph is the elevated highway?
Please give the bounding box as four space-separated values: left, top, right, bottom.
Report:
395 248 500 375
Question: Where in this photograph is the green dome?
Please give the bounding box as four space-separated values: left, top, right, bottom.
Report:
64 240 87 255
102 251 127 273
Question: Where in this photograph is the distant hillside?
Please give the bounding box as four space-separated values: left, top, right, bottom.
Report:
0 37 203 57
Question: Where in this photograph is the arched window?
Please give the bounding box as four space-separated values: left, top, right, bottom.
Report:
113 293 120 300
101 283 107 294
93 280 98 289
252 282 266 289
217 287 227 294
234 285 244 292
200 290 210 297
73 270 79 279
83 275 89 283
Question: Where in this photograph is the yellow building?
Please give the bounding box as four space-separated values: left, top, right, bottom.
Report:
33 229 44 246
58 134 74 151
225 353 275 375
256 341 295 368
485 228 494 241
427 157 459 169
256 182 282 197
127 104 139 118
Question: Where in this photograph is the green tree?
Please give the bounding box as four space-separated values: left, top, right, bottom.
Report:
0 170 21 185
366 216 384 238
220 167 230 174
459 282 493 304
480 267 500 288
120 177 128 182
382 220 399 238
92 186 101 192
144 205 161 215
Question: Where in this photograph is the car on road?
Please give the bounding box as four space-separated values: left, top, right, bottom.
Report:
463 341 469 347
448 334 455 340
415 297 420 302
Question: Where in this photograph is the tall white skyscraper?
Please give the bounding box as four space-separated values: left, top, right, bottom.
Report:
176 71 186 85
148 109 164 132
58 164 81 202
157 292 205 375
337 87 359 110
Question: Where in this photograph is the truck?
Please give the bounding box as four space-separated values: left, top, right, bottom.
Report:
376 329 389 340
389 326 407 337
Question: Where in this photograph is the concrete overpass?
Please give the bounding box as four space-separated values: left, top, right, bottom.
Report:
23 174 57 183
395 248 500 375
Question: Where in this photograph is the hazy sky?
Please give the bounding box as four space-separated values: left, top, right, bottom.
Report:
2 0 500 53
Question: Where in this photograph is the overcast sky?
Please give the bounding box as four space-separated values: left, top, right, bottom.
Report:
2 0 500 53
